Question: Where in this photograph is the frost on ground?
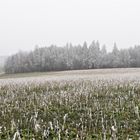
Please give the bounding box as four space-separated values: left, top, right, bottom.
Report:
0 68 140 139
0 68 140 86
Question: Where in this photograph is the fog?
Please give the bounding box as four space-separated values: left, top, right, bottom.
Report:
0 0 140 56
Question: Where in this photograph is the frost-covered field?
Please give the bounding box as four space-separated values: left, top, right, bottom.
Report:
1 68 140 85
1 68 140 139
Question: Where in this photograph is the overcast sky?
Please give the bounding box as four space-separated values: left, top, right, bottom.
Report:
0 0 140 56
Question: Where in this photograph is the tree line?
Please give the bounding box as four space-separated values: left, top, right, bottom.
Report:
4 41 140 73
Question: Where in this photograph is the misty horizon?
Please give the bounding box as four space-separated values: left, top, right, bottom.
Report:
0 0 140 56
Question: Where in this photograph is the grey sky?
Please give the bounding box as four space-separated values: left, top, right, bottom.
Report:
0 0 140 56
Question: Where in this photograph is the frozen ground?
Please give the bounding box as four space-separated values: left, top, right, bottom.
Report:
0 68 140 86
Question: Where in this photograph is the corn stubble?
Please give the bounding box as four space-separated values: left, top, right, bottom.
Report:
0 76 140 139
